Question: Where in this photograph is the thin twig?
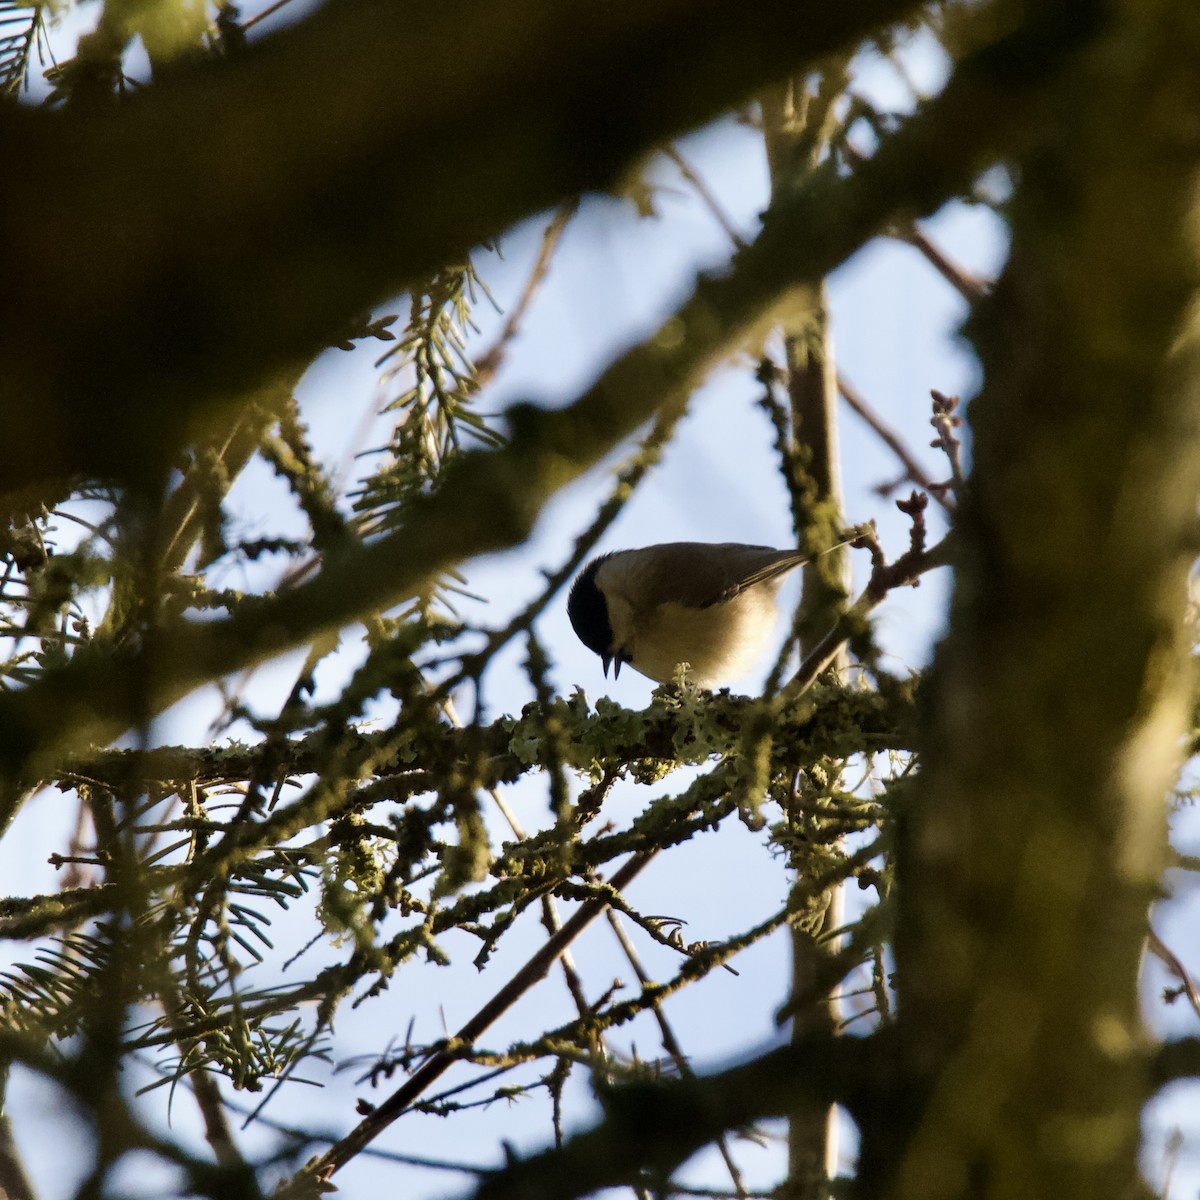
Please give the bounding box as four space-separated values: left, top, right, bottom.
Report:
1148 928 1200 1022
892 224 989 303
929 390 966 499
242 0 298 31
665 147 746 249
784 531 952 698
474 203 577 389
837 374 953 513
604 909 749 1200
210 1088 494 1174
841 127 989 304
1161 1127 1184 1200
278 852 655 1195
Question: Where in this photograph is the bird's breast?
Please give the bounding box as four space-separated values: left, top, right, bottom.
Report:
624 590 781 685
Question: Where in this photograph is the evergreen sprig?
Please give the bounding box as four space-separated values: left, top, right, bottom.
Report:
0 1 46 95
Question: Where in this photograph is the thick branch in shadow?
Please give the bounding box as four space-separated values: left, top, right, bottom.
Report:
1150 1037 1200 1091
885 2 1200 1196
459 1032 896 1200
0 0 925 497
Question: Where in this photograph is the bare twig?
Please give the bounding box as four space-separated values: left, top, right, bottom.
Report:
1148 928 1200 1022
838 374 953 512
604 909 749 1200
1161 1127 1184 1200
242 0 300 31
929 389 966 499
842 130 990 304
278 852 655 1195
665 147 746 249
784 530 951 698
475 204 577 389
893 223 990 303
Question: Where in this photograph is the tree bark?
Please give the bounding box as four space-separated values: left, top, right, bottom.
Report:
874 3 1200 1197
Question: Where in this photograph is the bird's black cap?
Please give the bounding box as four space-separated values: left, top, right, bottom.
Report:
567 558 614 661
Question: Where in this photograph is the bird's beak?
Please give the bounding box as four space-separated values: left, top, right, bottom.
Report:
602 655 612 678
613 657 622 679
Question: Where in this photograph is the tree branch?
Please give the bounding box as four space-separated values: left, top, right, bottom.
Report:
887 1 1200 1194
460 1031 895 1200
0 0 926 498
279 852 657 1194
1149 1037 1200 1091
54 684 909 790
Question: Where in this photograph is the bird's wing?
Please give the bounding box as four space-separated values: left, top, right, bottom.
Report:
625 543 808 610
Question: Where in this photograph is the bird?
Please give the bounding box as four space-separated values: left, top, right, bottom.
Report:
567 542 813 686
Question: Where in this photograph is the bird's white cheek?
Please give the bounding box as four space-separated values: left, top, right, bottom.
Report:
604 594 639 652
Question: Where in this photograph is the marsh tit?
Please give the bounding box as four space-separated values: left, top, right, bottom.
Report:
567 542 813 686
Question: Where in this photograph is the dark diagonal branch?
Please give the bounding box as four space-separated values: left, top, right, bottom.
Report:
1150 1038 1200 1091
278 852 657 1195
0 0 928 499
838 374 952 511
461 1031 896 1200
